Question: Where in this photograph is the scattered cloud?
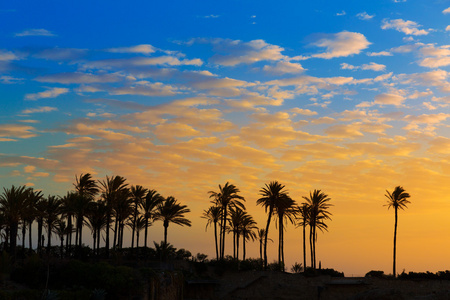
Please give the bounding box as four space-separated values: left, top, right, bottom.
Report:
341 62 386 71
336 11 346 16
107 44 156 54
443 7 450 14
356 12 374 20
263 61 304 74
0 124 37 140
15 28 56 37
381 18 428 35
25 87 69 101
367 51 392 56
21 106 58 114
310 31 371 59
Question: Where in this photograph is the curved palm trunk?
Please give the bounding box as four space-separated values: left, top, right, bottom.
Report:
259 239 263 264
214 221 219 260
264 205 274 269
393 207 398 277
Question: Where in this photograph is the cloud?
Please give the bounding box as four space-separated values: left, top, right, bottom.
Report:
418 45 450 68
443 7 450 14
0 50 19 61
374 93 405 106
290 108 317 116
208 39 285 66
341 62 386 71
381 19 428 35
263 61 304 74
15 28 56 37
0 124 37 140
25 87 69 100
109 82 178 96
0 75 23 84
310 31 371 59
36 72 122 84
336 11 346 16
21 106 58 114
33 47 87 60
446 25 450 31
367 51 392 56
107 44 156 54
356 12 374 20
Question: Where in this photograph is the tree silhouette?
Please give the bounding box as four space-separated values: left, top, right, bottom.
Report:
274 195 296 271
201 205 222 260
209 182 245 260
296 203 310 271
43 195 62 253
130 185 147 249
385 186 411 277
302 190 332 269
257 181 290 269
142 189 162 248
154 196 191 245
240 212 257 261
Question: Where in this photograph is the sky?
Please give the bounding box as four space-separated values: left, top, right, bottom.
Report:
2 0 450 276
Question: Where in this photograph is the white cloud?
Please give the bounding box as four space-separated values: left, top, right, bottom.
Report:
381 18 428 36
21 106 58 114
0 50 19 61
446 25 450 31
209 39 285 66
356 12 374 20
15 28 56 37
361 62 386 71
25 87 69 101
367 51 392 56
290 108 317 116
336 11 346 16
263 61 304 74
107 44 156 54
374 93 405 106
443 7 450 14
311 31 371 59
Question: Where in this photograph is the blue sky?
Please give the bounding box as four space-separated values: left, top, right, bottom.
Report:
3 0 450 275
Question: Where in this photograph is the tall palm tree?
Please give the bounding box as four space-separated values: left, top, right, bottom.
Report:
35 198 47 253
0 185 28 258
241 213 257 261
25 188 43 251
209 182 245 259
43 195 62 253
127 215 147 249
74 173 99 250
201 205 222 260
274 196 297 271
296 203 310 271
114 189 132 249
86 201 108 255
130 185 147 249
142 189 162 248
227 207 246 260
303 190 332 269
60 191 77 255
257 181 290 269
53 219 71 258
98 175 128 255
385 186 411 277
154 196 191 245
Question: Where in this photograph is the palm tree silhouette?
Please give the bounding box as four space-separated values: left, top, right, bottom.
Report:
303 190 332 269
60 191 77 255
98 175 128 255
142 189 163 248
227 207 246 260
154 196 191 245
0 185 28 258
257 181 290 269
274 195 296 271
256 228 272 265
240 212 257 261
209 182 245 260
201 205 222 260
127 215 146 249
24 188 43 251
296 203 310 271
86 201 107 255
385 186 411 277
130 185 147 249
43 195 62 253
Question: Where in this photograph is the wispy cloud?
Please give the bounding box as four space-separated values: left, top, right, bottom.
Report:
15 28 56 37
25 87 69 101
21 106 58 114
107 44 156 54
310 31 371 59
356 12 374 20
381 18 428 35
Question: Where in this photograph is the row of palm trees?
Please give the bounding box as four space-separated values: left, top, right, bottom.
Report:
203 181 333 272
0 173 191 259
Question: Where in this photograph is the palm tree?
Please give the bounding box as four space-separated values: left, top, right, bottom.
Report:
86 201 108 255
385 186 411 277
43 195 62 253
53 219 71 258
201 205 222 260
60 191 77 256
0 185 28 258
296 203 310 271
257 181 290 269
303 190 332 269
241 213 257 261
227 207 246 260
25 188 43 251
154 196 191 245
98 175 128 255
127 215 147 249
142 189 162 248
274 196 297 271
257 228 270 264
74 173 99 250
114 189 132 249
130 185 147 249
209 182 245 259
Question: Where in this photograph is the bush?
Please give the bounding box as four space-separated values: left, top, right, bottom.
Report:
365 270 386 278
291 262 303 273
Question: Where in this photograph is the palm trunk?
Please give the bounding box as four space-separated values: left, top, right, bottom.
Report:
219 215 223 259
10 222 18 259
60 237 64 258
221 206 227 259
78 217 83 248
260 239 262 264
313 226 317 269
28 221 33 251
163 221 168 245
93 230 97 254
144 216 149 248
136 230 140 248
214 221 219 260
303 223 306 271
278 216 282 270
22 224 26 250
264 205 273 269
236 231 239 261
243 236 246 260
113 217 118 250
393 207 398 277
47 222 51 253
96 228 101 256
233 231 236 259
131 205 137 249
309 224 314 269
105 213 111 256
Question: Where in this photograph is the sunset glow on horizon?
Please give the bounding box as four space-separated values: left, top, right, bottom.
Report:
2 0 450 276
